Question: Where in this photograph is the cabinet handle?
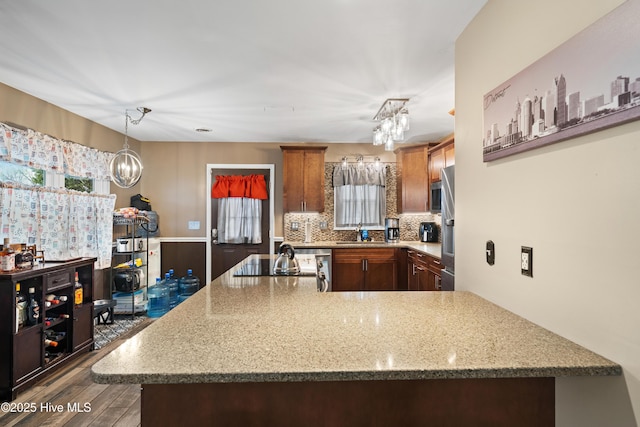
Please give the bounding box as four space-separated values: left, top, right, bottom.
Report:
412 263 416 276
362 259 368 271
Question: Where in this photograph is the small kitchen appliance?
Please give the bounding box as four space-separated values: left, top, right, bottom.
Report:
273 244 301 275
116 237 146 253
113 268 143 292
384 218 400 243
419 222 438 243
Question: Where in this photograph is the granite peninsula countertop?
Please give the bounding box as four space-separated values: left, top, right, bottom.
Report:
91 254 620 385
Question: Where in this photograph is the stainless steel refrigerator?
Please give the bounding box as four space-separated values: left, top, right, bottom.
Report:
440 165 455 290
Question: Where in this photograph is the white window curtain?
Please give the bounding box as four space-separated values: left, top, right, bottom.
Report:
1 122 114 179
0 121 117 269
0 183 115 268
333 164 386 229
217 198 262 244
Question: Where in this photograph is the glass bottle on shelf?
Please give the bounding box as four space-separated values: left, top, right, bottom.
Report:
16 282 27 333
27 287 40 326
74 272 83 308
1 237 16 271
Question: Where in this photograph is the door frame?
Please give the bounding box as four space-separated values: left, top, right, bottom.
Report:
205 164 275 285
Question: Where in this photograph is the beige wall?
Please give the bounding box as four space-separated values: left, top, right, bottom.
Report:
456 0 638 425
0 82 142 205
139 141 399 238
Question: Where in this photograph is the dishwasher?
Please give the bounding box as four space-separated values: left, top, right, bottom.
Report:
295 248 332 292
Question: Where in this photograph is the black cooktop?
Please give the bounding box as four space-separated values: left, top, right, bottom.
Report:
233 258 315 277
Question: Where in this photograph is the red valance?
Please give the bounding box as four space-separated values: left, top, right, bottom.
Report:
211 174 268 199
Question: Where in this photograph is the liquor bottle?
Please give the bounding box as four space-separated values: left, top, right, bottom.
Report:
15 283 27 333
74 272 83 307
1 238 16 271
27 287 40 325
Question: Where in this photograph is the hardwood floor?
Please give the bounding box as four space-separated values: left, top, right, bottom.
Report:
0 319 152 427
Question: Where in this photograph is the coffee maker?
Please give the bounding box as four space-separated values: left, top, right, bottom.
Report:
384 218 400 243
420 222 438 242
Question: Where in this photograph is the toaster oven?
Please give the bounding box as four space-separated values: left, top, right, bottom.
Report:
116 237 146 253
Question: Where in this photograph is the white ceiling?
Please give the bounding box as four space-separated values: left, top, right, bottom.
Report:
0 0 486 144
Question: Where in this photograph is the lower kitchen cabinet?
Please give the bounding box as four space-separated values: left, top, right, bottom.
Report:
212 245 261 280
0 258 96 402
332 248 398 291
407 249 442 291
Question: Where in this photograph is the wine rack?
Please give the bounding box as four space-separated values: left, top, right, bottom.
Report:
0 258 95 402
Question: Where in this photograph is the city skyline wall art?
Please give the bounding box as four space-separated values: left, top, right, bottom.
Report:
482 0 640 162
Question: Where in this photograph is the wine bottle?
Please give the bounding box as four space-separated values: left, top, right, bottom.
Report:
44 339 58 348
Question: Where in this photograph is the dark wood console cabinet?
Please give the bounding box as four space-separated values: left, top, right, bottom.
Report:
0 258 96 402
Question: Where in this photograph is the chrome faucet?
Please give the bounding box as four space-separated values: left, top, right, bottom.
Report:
355 223 362 241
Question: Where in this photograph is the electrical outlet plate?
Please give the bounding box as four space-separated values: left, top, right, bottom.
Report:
521 246 533 277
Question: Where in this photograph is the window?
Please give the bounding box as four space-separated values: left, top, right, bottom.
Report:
0 161 44 186
333 163 386 230
65 175 94 193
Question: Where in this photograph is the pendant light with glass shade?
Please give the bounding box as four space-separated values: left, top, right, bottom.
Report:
109 107 151 188
372 98 410 151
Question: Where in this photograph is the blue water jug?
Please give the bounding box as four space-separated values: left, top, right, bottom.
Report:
165 271 179 309
178 269 200 302
147 277 169 318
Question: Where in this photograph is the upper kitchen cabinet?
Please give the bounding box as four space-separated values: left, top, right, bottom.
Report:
428 134 455 183
395 143 437 213
281 146 327 212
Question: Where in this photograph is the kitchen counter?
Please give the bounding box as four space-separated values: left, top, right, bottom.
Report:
91 254 620 425
289 240 442 258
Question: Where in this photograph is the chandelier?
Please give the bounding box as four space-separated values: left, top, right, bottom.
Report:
372 98 410 151
109 107 151 188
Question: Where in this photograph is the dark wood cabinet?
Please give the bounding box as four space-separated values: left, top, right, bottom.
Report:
72 304 94 351
407 249 442 291
428 135 454 183
0 258 95 401
332 248 398 291
395 144 434 213
211 245 260 280
281 146 327 212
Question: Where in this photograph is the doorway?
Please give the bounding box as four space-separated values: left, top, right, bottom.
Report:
205 164 275 285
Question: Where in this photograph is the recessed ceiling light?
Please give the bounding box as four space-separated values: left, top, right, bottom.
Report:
195 128 212 133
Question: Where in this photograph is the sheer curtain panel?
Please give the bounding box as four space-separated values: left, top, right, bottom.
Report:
333 164 386 229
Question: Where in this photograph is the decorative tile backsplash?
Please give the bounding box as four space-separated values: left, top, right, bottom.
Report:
284 162 440 242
